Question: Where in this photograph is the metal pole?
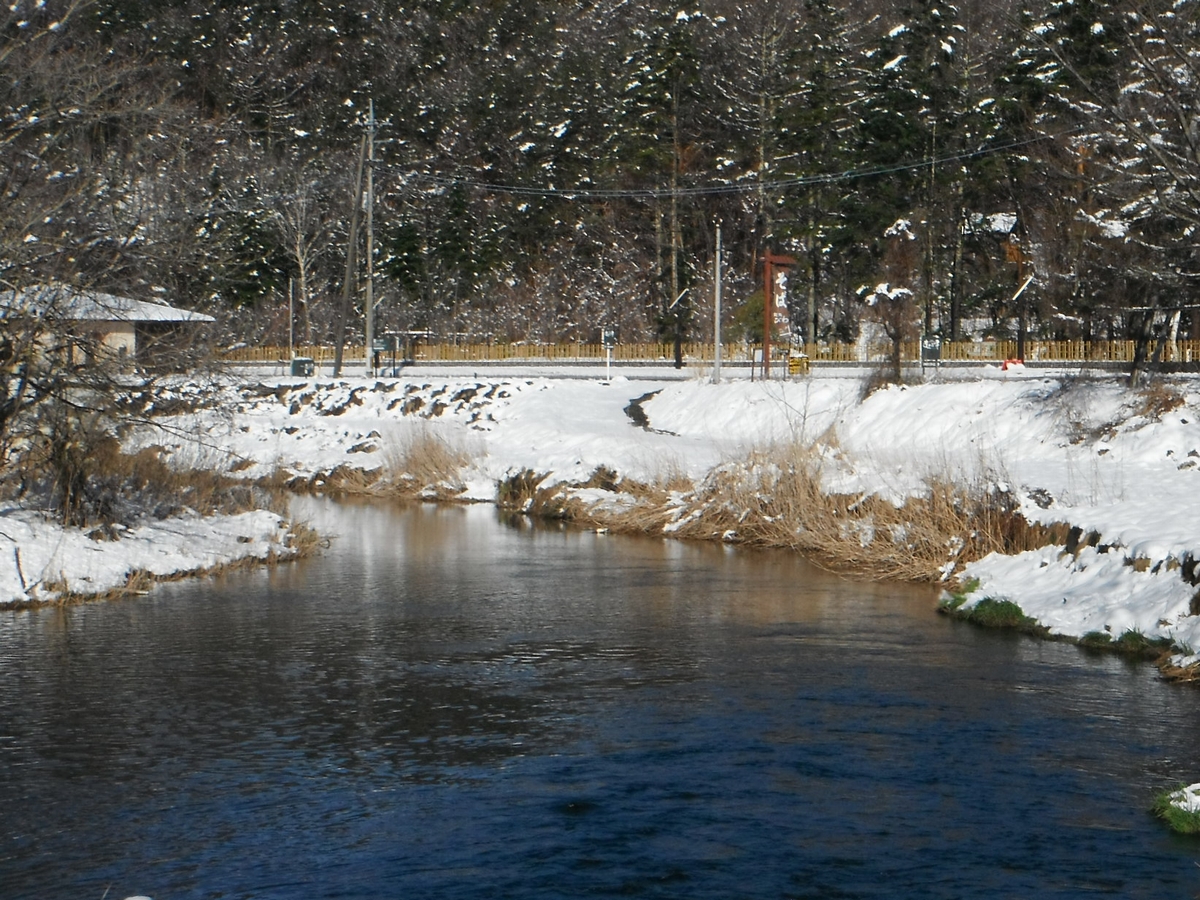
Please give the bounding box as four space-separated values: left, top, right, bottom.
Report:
365 99 375 376
713 222 722 383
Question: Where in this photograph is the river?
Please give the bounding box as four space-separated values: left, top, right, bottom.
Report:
2 499 1199 899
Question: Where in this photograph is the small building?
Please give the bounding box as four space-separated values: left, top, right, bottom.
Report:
0 284 215 368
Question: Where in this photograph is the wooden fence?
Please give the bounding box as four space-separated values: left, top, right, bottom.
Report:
223 340 1200 366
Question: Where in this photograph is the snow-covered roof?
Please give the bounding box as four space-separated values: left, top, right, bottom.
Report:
0 284 215 324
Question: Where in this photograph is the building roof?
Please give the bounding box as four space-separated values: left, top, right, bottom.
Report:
0 284 215 324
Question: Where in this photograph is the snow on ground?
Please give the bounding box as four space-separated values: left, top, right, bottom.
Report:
9 359 1200 677
0 508 295 606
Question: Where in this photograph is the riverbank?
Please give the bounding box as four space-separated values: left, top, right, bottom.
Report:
0 508 317 609
9 365 1200 682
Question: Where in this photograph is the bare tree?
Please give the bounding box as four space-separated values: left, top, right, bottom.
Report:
271 169 336 346
865 219 923 383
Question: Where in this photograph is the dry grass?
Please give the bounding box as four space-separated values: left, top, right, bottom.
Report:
657 443 1063 583
390 427 473 490
860 366 905 401
312 465 384 494
3 437 292 526
496 469 580 518
376 426 473 499
490 443 1062 585
1133 380 1186 421
1158 659 1200 683
495 464 694 533
309 425 475 500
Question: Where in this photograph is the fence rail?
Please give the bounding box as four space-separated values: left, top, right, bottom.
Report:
222 340 1200 367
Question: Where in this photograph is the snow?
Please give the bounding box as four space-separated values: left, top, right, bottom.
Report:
0 508 294 606
10 363 1200 682
1167 784 1200 814
986 212 1017 233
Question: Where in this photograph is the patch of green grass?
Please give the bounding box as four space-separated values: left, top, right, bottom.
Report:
1152 786 1200 835
1113 629 1173 659
1079 631 1113 649
939 577 980 612
964 597 1035 629
940 593 967 612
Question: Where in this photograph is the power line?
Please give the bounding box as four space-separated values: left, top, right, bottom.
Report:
377 127 1082 202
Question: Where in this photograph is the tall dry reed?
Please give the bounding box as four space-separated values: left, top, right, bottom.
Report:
640 443 1063 583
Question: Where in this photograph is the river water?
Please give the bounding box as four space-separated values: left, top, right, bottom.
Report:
2 499 1200 899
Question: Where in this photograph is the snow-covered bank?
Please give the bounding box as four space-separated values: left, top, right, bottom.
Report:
21 365 1200 679
0 508 308 608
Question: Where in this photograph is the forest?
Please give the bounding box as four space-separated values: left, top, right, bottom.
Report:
5 0 1200 356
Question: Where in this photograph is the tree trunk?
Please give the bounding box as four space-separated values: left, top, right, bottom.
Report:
1129 305 1159 388
332 135 368 377
890 328 903 384
949 189 965 342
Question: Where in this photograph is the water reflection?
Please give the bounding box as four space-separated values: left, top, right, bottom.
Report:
2 499 1199 899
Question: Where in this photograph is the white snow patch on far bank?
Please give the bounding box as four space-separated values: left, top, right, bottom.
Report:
0 508 294 606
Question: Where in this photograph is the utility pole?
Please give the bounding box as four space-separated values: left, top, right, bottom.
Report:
365 98 376 377
713 222 722 383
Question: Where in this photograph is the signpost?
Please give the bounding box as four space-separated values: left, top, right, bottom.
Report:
373 334 398 375
921 335 942 375
602 327 617 380
762 251 796 379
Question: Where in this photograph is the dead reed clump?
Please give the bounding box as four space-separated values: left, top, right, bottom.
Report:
379 426 473 499
584 490 680 533
493 464 693 532
496 469 582 518
315 465 384 494
663 443 1063 583
568 465 695 534
281 521 323 558
313 426 475 500
7 436 294 527
1133 380 1186 422
1158 659 1200 683
860 366 904 401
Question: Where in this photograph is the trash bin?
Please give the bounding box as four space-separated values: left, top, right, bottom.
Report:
290 357 315 377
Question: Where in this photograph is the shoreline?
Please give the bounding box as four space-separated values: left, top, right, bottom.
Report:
8 367 1200 684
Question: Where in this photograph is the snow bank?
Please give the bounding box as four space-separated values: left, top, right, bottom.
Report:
0 508 295 607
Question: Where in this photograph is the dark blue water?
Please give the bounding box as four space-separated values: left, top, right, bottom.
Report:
2 499 1199 899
